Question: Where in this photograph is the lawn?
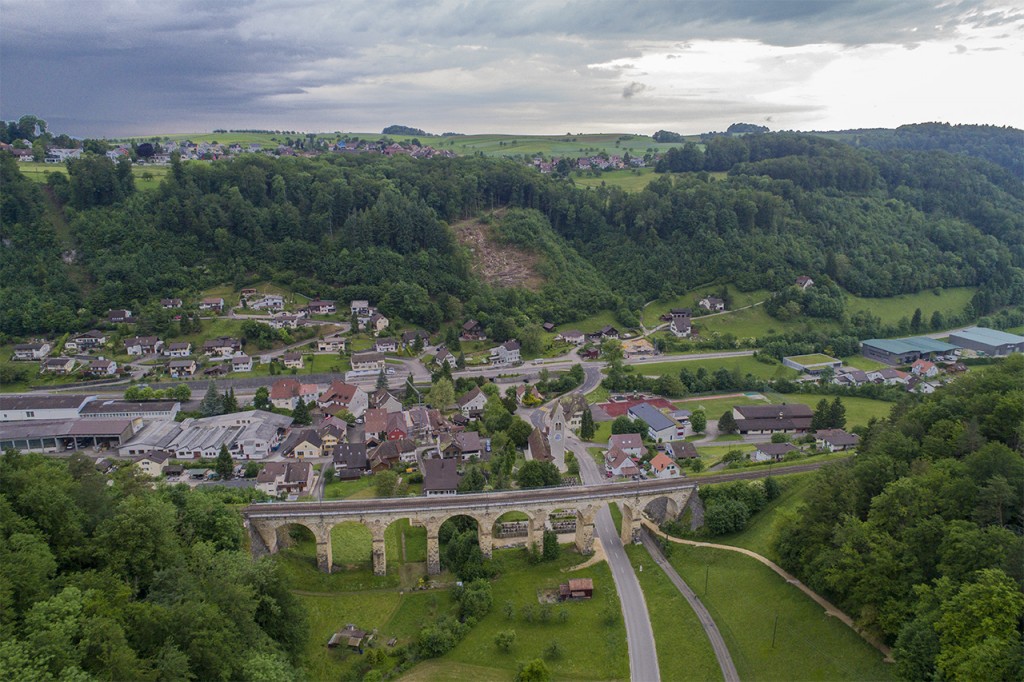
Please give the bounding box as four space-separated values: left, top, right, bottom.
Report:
673 393 765 419
15 161 170 191
838 355 889 372
624 544 722 682
845 287 976 327
762 392 895 428
442 549 628 681
690 451 854 478
591 421 613 444
555 310 626 334
697 305 837 340
642 285 772 328
631 356 798 381
711 473 816 561
666 545 893 681
572 168 658 192
323 477 375 500
785 353 839 365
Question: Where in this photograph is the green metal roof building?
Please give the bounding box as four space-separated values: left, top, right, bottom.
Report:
861 336 959 365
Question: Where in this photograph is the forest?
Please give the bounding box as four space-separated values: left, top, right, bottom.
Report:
773 356 1024 681
0 452 306 681
1 126 1023 338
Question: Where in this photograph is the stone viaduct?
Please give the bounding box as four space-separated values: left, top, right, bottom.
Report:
242 479 695 575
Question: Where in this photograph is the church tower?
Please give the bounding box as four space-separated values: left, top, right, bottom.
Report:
549 400 566 462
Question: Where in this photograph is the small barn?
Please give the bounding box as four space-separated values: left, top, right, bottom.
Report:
327 624 371 652
558 578 594 601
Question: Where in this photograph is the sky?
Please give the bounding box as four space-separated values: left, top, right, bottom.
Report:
2 0 1022 138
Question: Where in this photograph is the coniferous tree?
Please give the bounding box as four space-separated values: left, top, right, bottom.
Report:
828 396 847 429
376 369 388 390
718 410 739 435
580 408 595 440
199 382 222 417
292 397 311 425
215 444 233 480
811 398 831 431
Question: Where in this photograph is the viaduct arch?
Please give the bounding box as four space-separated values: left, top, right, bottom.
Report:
242 480 695 575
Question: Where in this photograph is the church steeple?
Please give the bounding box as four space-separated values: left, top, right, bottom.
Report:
549 400 566 461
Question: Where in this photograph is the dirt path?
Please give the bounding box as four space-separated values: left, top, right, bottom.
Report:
561 537 607 572
642 520 894 662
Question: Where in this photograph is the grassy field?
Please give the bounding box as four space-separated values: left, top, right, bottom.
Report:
15 160 171 190
762 392 895 428
625 544 722 681
631 356 799 381
591 421 613 444
673 393 765 419
571 168 658 192
323 477 375 500
643 285 772 328
845 287 976 327
838 355 889 371
785 353 839 365
555 310 625 335
666 545 893 681
696 305 837 340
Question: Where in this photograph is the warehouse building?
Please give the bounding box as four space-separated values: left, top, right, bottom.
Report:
947 327 1024 357
860 337 959 366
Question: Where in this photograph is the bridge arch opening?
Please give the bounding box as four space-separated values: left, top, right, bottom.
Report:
330 521 373 572
439 514 489 580
384 518 428 574
272 522 319 568
492 510 536 549
643 495 683 525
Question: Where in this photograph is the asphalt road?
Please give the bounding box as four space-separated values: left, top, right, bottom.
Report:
573 434 661 682
641 531 740 682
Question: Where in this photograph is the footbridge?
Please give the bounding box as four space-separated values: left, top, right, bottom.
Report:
242 479 696 575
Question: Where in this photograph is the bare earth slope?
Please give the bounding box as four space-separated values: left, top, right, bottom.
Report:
452 210 544 291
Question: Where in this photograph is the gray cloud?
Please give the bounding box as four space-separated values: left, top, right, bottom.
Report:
0 0 1019 136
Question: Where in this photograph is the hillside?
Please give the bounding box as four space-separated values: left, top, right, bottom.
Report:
2 127 1023 342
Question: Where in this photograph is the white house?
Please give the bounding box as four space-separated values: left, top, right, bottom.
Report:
350 351 386 371
13 342 51 360
317 334 346 353
605 447 640 477
164 342 192 357
649 452 679 479
627 403 677 443
490 340 521 365
456 386 487 417
608 433 645 457
669 309 692 338
231 355 253 373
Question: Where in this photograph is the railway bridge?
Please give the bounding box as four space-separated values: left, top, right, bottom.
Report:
242 479 695 575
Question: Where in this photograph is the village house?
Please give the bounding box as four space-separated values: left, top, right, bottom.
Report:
423 458 462 496
752 442 798 462
699 296 726 312
669 309 692 338
231 355 253 373
317 333 346 353
833 368 869 387
168 359 197 378
400 329 429 350
910 359 939 378
434 349 458 368
282 353 304 369
270 378 320 411
240 288 258 298
371 438 417 469
557 392 589 431
374 337 399 353
86 359 118 377
40 357 76 375
662 440 699 461
796 276 814 289
369 388 403 413
867 368 911 386
558 330 585 345
333 442 369 478
456 386 487 417
124 336 163 356
267 315 302 330
160 298 183 309
107 309 133 323
350 351 386 372
164 342 192 357
445 430 483 462
249 294 284 311
622 337 655 358
490 339 522 366
203 337 243 357
350 299 371 317
605 447 640 478
132 452 171 477
256 460 314 497
281 429 323 458
65 330 108 351
515 384 543 405
650 452 680 479
461 319 486 340
362 408 388 438
305 299 336 315
815 429 861 452
608 433 645 457
13 342 51 361
368 312 390 334
318 381 368 417
199 297 224 312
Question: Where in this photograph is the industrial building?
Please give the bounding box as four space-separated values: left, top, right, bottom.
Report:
860 337 959 366
947 327 1024 357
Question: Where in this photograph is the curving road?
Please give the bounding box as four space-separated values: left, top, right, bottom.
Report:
641 531 740 682
572 433 660 682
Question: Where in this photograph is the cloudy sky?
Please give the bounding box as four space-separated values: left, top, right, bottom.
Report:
2 0 1022 137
